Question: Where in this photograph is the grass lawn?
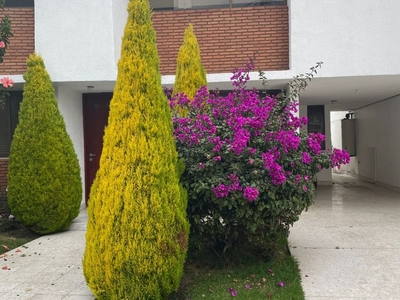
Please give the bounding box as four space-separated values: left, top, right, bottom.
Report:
172 238 305 300
0 221 40 255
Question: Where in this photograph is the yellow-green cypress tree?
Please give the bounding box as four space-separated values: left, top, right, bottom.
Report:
7 53 82 234
173 23 207 100
83 0 189 299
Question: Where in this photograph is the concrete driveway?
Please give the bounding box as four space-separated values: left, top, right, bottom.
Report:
289 173 400 300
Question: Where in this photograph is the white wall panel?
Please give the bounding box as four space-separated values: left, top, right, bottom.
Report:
55 87 85 205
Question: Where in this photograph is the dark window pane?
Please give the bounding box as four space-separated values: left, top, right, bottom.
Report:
149 0 285 10
0 92 22 157
307 105 325 150
4 0 34 7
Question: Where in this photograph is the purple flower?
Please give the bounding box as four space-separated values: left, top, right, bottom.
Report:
229 287 237 296
330 148 350 168
245 284 252 289
230 128 250 155
278 281 284 287
302 185 308 192
214 156 221 161
229 182 242 192
198 163 205 170
228 173 239 182
302 152 312 164
307 132 325 154
262 152 275 170
213 184 229 198
269 163 286 185
295 174 301 185
243 186 259 202
304 175 309 181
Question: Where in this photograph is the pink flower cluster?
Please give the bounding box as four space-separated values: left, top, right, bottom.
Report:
330 148 351 168
170 60 351 204
1 77 13 88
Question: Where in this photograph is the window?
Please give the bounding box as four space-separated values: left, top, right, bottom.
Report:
4 0 34 7
307 105 325 150
150 0 285 11
0 92 22 157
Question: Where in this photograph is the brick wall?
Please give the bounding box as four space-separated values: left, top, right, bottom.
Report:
0 159 8 192
153 6 289 75
0 7 35 75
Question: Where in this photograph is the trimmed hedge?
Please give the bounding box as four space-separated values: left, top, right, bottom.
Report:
83 0 189 299
173 23 207 100
7 53 82 234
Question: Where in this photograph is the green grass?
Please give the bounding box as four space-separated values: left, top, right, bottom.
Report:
171 238 305 300
0 221 40 255
0 235 35 254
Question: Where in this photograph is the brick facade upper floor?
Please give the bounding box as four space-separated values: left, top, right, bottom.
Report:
0 6 34 75
153 5 289 75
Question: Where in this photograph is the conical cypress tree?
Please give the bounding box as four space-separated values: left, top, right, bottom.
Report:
7 53 82 234
83 0 189 299
173 23 207 100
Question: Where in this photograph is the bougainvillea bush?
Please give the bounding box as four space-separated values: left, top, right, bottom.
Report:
170 61 350 253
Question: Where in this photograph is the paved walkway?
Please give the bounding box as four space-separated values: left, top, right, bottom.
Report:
289 173 400 299
1 173 400 299
0 209 93 300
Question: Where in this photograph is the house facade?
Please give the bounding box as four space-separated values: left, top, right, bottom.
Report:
1 0 400 205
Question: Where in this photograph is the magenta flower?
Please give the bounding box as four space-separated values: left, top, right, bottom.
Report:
243 186 259 202
214 156 221 161
229 287 237 296
213 184 229 198
302 185 308 192
228 173 239 182
330 148 350 168
278 281 284 287
295 174 301 185
302 152 311 164
198 163 205 170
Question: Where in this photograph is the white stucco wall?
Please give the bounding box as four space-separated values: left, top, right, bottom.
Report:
55 87 85 205
33 0 400 85
331 112 345 150
35 0 118 83
287 0 400 78
354 95 400 188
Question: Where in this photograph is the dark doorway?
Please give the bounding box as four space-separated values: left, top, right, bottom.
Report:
82 93 112 204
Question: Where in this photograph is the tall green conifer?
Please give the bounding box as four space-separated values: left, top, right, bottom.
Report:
7 54 82 234
173 23 207 100
83 1 189 299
